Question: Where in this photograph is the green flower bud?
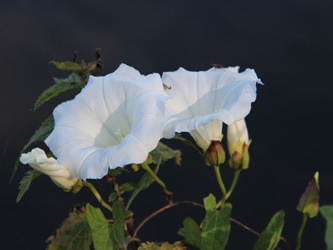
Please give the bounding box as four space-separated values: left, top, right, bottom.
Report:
203 140 225 166
296 172 320 218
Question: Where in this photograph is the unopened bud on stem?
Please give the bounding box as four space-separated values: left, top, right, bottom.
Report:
20 148 80 191
203 140 225 166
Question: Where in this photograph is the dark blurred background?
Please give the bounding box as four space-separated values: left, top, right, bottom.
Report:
1 0 333 249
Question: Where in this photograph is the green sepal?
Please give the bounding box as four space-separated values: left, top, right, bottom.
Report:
183 217 201 248
11 115 54 181
86 203 115 250
150 142 182 166
201 194 232 250
16 170 42 202
296 172 320 218
228 140 251 170
203 140 225 166
69 179 83 194
253 210 285 250
320 205 333 250
34 72 85 110
46 205 92 250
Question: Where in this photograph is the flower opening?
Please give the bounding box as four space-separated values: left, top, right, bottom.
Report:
45 64 169 180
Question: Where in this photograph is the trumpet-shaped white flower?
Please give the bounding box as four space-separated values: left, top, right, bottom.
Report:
45 64 169 180
20 148 78 190
162 66 259 151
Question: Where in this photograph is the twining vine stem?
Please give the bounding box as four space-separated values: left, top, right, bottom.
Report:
132 200 291 250
225 169 241 200
214 165 227 204
132 201 202 237
142 162 173 199
83 181 113 213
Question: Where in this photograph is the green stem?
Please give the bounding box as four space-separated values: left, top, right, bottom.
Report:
214 165 227 205
142 163 173 198
296 214 308 250
225 170 241 200
83 181 113 213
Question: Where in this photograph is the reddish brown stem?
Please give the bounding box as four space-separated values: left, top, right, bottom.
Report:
132 201 203 237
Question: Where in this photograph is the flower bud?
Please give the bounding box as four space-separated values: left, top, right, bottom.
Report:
203 140 225 166
296 172 320 218
227 119 250 170
20 148 79 191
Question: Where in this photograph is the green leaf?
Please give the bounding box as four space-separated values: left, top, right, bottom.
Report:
320 205 333 250
126 167 158 210
11 115 54 181
183 217 201 248
108 167 129 177
34 73 84 110
86 203 114 250
111 200 125 245
46 205 92 250
253 210 285 250
173 133 203 156
150 142 182 166
138 241 186 250
50 61 83 71
119 182 137 193
201 194 232 250
296 172 320 218
108 193 118 203
16 170 42 202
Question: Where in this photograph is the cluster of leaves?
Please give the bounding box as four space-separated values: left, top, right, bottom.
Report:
178 194 285 250
46 202 131 250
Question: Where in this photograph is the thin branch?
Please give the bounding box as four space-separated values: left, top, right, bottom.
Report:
132 201 203 237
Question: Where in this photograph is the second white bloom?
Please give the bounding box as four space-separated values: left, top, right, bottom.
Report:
162 67 260 151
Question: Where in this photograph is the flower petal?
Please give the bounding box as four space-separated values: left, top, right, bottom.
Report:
162 67 258 151
45 64 169 179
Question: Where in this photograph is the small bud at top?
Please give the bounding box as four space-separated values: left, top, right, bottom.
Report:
203 140 226 166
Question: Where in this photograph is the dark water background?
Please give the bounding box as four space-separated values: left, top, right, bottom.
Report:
1 0 333 249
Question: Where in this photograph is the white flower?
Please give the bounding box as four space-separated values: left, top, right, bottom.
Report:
162 66 259 151
227 119 249 156
45 64 169 180
20 148 78 190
